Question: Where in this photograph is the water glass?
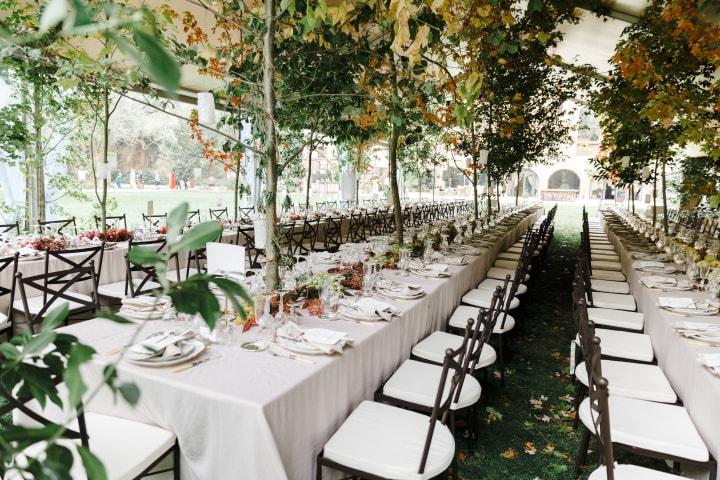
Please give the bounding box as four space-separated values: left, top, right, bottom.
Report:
362 261 376 297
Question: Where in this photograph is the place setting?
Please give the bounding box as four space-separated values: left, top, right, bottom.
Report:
338 297 400 323
640 275 693 291
125 328 208 368
375 279 426 300
658 297 720 316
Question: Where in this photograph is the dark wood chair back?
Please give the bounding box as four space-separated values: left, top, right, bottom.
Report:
38 218 77 236
94 214 127 230
142 213 167 229
0 222 20 235
209 207 228 221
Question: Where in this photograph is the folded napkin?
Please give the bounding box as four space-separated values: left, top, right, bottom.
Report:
640 276 676 289
278 321 352 354
120 296 175 320
354 298 400 320
697 353 720 376
129 330 194 360
633 260 666 270
674 321 720 332
659 297 696 309
632 252 669 261
443 256 468 265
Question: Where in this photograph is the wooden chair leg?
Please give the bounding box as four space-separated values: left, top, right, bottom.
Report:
574 428 591 475
573 382 586 430
173 441 180 480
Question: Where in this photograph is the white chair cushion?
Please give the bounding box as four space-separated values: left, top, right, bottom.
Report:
497 251 521 261
462 288 519 310
591 270 626 282
494 259 531 271
592 260 622 272
412 331 496 370
447 305 515 334
590 291 636 311
589 464 687 480
579 396 709 462
587 307 644 331
591 279 630 294
97 280 161 299
576 329 653 362
486 267 530 282
13 293 94 315
166 267 200 282
383 359 482 410
13 411 175 480
575 360 676 403
591 253 621 262
477 278 527 295
0 311 9 329
323 400 454 480
592 243 616 251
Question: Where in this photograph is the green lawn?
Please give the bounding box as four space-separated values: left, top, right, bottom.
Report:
457 202 666 479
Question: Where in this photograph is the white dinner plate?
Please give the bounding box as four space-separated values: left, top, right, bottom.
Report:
127 339 206 367
376 288 425 301
276 337 324 355
339 306 381 321
664 306 720 316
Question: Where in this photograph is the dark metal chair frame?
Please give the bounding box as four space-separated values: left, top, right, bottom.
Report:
209 207 229 221
0 253 19 338
0 222 20 235
38 217 77 235
142 213 168 229
95 214 127 230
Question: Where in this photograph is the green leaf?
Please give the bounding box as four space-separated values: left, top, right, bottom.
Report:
95 310 133 324
78 445 108 480
132 28 181 92
22 331 57 356
166 202 189 244
41 304 70 331
118 382 140 405
128 246 164 266
170 221 222 254
43 443 75 480
64 344 96 407
168 280 220 329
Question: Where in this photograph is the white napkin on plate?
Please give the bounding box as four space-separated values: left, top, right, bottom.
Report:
698 353 720 376
355 298 399 319
278 321 352 354
640 276 676 288
633 260 666 270
659 297 696 309
129 330 194 360
443 256 467 266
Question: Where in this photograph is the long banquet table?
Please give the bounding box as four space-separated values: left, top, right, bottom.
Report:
603 214 720 479
58 209 541 480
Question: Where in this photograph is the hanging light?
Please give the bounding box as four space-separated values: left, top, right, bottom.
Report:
478 149 489 165
621 156 630 168
197 92 216 125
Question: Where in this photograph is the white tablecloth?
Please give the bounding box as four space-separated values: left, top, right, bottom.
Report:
604 215 720 479
58 210 541 480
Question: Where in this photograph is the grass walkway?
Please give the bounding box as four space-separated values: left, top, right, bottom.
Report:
458 204 587 479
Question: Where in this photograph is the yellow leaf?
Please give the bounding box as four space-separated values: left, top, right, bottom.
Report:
524 442 537 455
500 448 520 460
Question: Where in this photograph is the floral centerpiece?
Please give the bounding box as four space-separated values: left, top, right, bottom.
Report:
99 227 133 242
329 261 363 290
30 236 68 251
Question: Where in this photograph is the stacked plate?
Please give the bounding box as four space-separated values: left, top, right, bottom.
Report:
640 276 692 291
127 330 205 367
276 321 353 354
632 260 675 273
410 262 451 278
339 298 399 322
119 296 176 322
659 297 719 316
451 245 481 256
376 281 425 300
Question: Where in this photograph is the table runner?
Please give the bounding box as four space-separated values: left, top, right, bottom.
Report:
603 215 720 479
58 209 540 480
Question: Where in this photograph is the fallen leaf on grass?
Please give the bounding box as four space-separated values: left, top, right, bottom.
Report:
524 441 537 455
500 448 519 460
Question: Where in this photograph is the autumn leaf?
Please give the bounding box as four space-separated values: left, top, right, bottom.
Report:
524 442 537 455
500 448 520 460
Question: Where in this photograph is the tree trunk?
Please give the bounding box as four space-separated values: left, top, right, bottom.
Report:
487 172 492 216
432 164 436 202
661 160 668 234
418 176 422 200
100 87 109 234
388 123 403 243
263 0 280 290
233 159 240 223
652 160 658 228
22 99 33 231
631 183 635 214
305 140 313 209
496 182 500 209
472 166 478 219
515 169 521 207
33 83 45 223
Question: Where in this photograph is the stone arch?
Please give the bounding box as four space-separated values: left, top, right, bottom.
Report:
547 169 580 190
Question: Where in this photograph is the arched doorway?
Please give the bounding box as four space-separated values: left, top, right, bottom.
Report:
543 169 581 201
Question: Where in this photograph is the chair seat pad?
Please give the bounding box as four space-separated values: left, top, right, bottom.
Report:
493 259 531 271
577 329 653 362
97 280 161 299
592 260 622 272
462 288 519 310
587 307 644 331
591 253 621 262
13 293 94 315
0 311 9 329
13 412 176 480
591 270 626 282
165 268 200 282
579 396 709 463
590 291 636 311
486 267 530 282
323 400 455 480
383 360 482 410
591 279 630 294
447 305 515 334
477 278 527 295
592 243 616 251
589 464 687 480
575 360 676 403
412 331 497 370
